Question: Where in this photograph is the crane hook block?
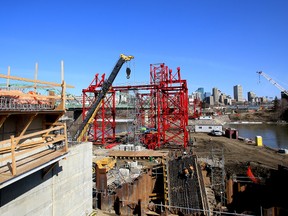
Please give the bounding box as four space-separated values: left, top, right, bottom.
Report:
126 67 131 79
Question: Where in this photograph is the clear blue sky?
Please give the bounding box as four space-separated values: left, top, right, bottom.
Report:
1 0 288 99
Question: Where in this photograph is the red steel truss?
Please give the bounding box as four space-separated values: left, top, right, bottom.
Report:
82 63 189 148
149 63 189 149
82 73 116 144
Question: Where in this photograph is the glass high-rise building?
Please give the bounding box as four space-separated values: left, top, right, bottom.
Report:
196 87 204 100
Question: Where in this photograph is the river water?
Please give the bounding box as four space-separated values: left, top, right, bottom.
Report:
225 123 288 149
115 121 288 150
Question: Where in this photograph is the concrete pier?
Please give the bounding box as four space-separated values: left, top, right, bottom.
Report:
0 142 93 216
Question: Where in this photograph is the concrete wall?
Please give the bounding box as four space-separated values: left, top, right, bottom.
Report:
0 142 93 216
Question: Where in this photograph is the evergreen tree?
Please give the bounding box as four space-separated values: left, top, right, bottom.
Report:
272 96 280 111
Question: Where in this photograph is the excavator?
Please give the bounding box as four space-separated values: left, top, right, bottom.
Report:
70 54 134 142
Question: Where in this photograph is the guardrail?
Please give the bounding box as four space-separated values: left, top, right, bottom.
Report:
0 123 68 176
0 97 54 110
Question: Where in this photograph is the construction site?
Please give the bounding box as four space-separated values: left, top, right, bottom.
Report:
0 54 288 216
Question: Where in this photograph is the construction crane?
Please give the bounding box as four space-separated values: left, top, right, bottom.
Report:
72 54 134 142
257 71 288 97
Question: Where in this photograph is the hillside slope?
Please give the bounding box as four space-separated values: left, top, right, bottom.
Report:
228 110 279 122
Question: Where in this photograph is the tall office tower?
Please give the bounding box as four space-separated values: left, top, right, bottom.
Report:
204 92 211 98
224 98 232 105
219 93 226 104
233 85 243 102
204 92 211 103
247 91 256 102
207 95 214 105
212 87 219 104
196 87 204 100
194 92 202 100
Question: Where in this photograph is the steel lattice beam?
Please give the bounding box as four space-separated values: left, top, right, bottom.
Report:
82 63 189 149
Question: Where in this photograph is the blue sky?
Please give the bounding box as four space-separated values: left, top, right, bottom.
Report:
1 0 288 100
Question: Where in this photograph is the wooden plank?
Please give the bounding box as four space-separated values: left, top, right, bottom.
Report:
0 74 74 88
0 114 9 129
0 149 67 184
0 135 66 162
11 136 16 175
107 150 169 158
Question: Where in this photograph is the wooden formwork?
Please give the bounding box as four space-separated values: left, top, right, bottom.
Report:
0 70 73 187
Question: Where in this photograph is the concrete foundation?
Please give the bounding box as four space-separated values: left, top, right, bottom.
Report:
0 142 93 216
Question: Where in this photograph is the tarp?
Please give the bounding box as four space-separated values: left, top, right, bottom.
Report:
247 165 260 183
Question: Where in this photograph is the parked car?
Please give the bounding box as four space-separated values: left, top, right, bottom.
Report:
210 130 223 136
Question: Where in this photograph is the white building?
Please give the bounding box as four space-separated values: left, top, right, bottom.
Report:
194 124 223 133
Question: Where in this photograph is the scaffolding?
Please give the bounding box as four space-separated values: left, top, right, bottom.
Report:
82 62 189 149
82 73 117 144
0 65 72 186
210 145 226 207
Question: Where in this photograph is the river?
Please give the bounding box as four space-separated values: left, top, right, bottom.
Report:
115 121 288 150
225 123 288 149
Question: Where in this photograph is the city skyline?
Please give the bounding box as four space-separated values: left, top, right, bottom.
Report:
193 83 276 102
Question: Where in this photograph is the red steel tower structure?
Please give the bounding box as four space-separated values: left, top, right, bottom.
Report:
82 73 116 144
82 63 189 149
149 63 189 149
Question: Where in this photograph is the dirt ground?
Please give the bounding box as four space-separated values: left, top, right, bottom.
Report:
191 132 288 176
228 110 278 122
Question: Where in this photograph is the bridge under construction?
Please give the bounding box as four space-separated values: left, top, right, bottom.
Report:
1 55 287 216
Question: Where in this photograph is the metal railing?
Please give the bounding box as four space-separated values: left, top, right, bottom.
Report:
0 97 54 111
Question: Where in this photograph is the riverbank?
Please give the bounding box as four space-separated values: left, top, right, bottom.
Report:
192 132 288 171
214 110 287 125
228 109 284 123
191 130 288 214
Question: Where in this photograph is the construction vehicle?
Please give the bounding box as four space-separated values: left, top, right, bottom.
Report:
257 71 288 97
71 54 134 142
